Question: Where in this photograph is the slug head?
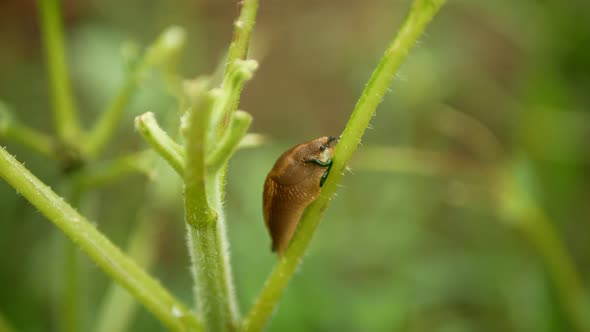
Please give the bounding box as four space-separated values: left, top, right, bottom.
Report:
295 135 336 164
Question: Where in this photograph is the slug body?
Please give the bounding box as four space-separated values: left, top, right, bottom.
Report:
263 136 336 255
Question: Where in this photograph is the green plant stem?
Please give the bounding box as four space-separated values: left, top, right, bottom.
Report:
4 123 56 157
84 27 186 158
496 167 590 332
521 209 590 332
37 2 86 326
136 112 185 175
182 85 239 331
71 151 152 192
94 213 160 332
237 133 267 150
182 87 216 228
0 106 56 157
38 0 79 144
217 0 259 133
241 1 446 330
60 180 83 332
210 60 258 142
226 0 259 71
207 110 252 169
208 171 240 326
0 146 201 332
84 74 139 158
135 110 259 179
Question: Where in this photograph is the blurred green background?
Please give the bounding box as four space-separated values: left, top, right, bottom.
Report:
1 0 590 331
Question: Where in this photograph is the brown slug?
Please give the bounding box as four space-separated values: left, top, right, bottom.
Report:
263 136 336 256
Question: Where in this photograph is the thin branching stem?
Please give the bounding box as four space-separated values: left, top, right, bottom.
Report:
241 1 447 330
207 111 252 170
215 0 259 134
84 27 186 158
0 104 56 157
226 0 259 72
136 112 185 175
71 151 153 193
210 59 258 143
37 0 80 144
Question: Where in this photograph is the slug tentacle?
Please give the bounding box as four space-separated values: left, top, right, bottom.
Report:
263 136 336 256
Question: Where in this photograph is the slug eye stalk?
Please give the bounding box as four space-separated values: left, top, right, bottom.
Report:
262 136 336 255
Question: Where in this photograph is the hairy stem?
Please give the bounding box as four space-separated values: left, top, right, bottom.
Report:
241 1 446 330
216 0 259 134
207 110 252 169
226 0 259 71
94 214 160 332
210 59 258 142
37 0 79 144
0 146 201 332
182 85 216 229
182 82 239 331
192 2 262 322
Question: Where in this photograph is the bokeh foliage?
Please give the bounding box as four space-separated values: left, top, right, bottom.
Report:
1 0 589 331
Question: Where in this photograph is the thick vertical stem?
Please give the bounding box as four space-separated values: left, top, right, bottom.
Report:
183 87 238 331
185 187 238 332
209 172 240 324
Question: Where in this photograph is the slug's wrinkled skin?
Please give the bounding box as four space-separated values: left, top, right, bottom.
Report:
263 136 336 256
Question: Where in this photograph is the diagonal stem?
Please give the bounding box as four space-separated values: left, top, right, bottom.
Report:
94 212 161 332
0 146 201 332
241 1 447 330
